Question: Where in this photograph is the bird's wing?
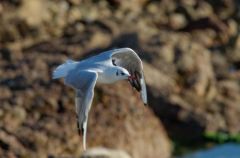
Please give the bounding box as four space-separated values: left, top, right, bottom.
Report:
106 48 147 105
64 70 97 150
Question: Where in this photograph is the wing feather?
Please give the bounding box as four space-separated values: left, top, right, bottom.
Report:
65 70 97 150
107 48 148 105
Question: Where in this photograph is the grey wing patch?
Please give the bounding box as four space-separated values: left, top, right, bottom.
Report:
111 48 142 74
110 48 148 105
65 70 98 150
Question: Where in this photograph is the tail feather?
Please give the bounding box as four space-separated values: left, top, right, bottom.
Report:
52 59 76 79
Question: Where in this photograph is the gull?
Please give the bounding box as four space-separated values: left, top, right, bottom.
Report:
52 48 147 150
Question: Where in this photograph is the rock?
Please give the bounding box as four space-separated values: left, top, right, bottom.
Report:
191 45 216 98
0 75 28 90
0 129 26 156
12 107 27 125
1 0 22 6
0 48 12 61
143 62 177 94
67 0 82 6
18 0 51 26
87 83 172 158
81 147 132 158
169 13 187 30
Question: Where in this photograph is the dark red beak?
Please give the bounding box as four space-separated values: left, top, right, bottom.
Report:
128 75 136 80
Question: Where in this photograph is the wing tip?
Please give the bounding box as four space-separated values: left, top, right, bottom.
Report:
83 141 86 151
83 127 87 151
77 126 87 150
76 116 87 150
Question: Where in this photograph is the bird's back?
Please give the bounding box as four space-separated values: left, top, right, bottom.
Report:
53 51 113 81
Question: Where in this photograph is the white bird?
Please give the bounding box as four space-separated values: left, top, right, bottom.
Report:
52 48 147 150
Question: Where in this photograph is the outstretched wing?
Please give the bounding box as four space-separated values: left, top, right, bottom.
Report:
107 48 147 105
64 70 97 150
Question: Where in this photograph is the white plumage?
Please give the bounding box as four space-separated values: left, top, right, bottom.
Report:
52 59 77 79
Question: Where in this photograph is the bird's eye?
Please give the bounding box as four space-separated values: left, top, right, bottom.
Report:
116 71 119 76
121 72 125 75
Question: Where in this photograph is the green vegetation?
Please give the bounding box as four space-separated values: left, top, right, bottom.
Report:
204 132 240 143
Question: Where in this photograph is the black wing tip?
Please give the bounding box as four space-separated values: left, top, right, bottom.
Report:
76 114 84 136
77 125 84 136
135 86 141 92
128 79 141 91
78 129 81 136
77 123 82 136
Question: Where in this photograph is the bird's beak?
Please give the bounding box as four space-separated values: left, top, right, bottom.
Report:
128 75 136 80
128 75 132 80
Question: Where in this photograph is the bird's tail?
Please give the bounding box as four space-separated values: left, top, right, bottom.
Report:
52 59 76 79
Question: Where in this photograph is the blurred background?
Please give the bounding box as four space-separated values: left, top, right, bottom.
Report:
1 0 240 158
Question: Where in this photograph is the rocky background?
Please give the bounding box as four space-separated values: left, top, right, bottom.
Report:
0 0 240 158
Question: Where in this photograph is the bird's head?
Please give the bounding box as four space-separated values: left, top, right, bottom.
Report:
115 67 130 80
